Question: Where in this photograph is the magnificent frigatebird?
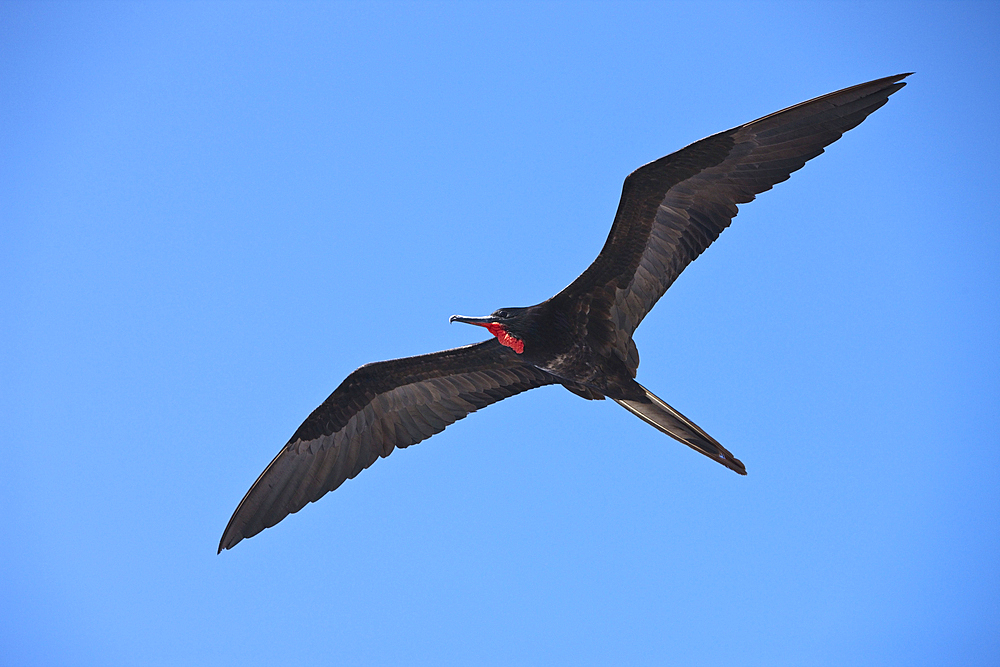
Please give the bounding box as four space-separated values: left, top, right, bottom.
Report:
219 73 909 552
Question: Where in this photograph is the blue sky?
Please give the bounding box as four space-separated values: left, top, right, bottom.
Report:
2 1 998 665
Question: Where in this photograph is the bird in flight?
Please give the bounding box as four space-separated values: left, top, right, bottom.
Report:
219 73 909 552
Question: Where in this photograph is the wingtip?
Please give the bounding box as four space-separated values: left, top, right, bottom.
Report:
218 520 246 553
217 531 241 554
881 72 913 90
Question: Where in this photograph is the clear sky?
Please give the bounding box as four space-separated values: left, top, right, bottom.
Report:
2 1 998 665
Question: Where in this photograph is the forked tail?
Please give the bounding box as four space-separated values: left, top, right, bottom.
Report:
614 382 747 475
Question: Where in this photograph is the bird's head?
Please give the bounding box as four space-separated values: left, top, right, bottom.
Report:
449 307 532 354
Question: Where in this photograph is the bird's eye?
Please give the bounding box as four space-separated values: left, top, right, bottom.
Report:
496 310 509 318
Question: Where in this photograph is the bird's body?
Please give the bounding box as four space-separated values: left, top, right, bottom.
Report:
219 73 909 552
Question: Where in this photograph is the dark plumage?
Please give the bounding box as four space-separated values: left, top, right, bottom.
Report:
219 73 909 552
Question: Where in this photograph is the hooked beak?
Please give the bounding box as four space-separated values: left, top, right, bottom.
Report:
449 314 495 326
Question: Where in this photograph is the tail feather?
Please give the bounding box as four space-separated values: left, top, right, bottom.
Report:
614 382 746 475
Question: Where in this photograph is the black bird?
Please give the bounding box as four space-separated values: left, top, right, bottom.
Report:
219 73 909 552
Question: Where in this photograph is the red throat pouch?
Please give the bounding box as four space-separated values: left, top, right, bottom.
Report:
484 322 524 354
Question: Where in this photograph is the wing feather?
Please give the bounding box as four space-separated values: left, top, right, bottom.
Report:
556 74 909 371
219 340 558 551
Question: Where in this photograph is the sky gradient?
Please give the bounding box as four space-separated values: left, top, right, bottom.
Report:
2 1 998 665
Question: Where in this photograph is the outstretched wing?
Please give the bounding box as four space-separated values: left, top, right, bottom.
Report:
557 73 910 372
219 340 557 551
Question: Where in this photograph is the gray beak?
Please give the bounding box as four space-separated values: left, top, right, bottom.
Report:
449 314 494 326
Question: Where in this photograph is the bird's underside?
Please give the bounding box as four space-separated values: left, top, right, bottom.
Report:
219 73 909 552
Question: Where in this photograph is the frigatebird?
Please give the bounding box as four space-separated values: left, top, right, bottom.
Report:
219 73 909 552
